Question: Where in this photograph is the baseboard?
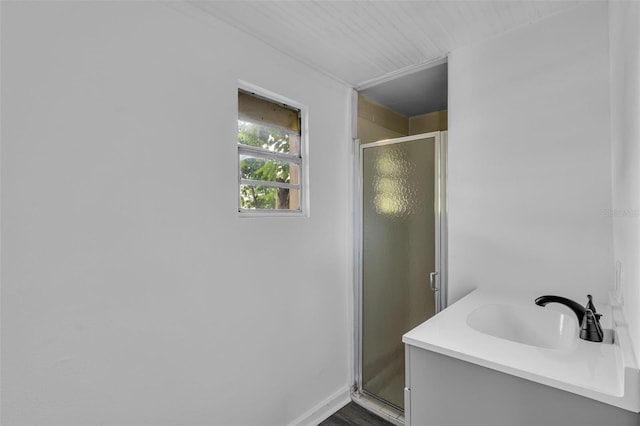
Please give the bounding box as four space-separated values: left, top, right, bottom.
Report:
286 386 351 426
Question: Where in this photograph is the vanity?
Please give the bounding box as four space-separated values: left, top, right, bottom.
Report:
402 290 640 426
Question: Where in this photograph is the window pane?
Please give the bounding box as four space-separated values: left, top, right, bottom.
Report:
238 120 299 155
239 154 300 184
240 185 301 210
237 89 303 215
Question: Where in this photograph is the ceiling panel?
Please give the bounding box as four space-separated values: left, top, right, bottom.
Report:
188 1 583 87
189 0 584 87
360 62 448 117
187 0 592 102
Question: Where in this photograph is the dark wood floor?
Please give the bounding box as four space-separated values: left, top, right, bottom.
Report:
319 402 395 426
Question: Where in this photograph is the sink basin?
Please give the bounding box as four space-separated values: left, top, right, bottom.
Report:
466 303 578 349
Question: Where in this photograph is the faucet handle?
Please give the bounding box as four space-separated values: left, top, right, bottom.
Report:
586 294 598 315
580 309 604 342
586 295 602 321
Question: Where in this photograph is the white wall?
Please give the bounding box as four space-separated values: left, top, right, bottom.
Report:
448 3 613 304
1 2 352 425
609 0 640 365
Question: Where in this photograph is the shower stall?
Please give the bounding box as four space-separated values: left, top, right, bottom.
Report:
354 131 448 412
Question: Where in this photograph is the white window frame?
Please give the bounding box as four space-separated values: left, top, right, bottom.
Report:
237 81 309 217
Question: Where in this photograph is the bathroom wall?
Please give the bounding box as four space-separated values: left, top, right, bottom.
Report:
409 110 448 134
1 2 352 425
609 0 640 364
358 95 408 144
358 95 448 143
448 3 613 304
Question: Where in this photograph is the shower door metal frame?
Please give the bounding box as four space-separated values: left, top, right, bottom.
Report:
353 131 448 409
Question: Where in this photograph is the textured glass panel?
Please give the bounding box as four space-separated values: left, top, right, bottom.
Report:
361 137 436 409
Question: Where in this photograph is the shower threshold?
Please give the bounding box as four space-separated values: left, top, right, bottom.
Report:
350 390 404 426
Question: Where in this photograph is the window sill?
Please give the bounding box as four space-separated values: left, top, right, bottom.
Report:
238 209 306 218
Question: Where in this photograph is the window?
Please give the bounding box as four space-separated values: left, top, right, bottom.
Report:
237 88 304 214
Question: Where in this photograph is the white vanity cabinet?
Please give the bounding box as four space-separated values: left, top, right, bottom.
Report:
403 344 639 426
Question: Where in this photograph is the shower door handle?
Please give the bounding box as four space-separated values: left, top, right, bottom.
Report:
429 271 439 291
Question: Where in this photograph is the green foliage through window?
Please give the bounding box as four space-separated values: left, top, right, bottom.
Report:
238 121 299 210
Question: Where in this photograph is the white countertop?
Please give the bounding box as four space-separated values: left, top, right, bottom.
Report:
402 289 640 412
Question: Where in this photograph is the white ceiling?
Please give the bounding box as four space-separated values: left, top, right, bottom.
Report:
359 61 448 116
188 0 583 89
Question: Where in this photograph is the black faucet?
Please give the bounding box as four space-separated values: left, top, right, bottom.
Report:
534 294 603 342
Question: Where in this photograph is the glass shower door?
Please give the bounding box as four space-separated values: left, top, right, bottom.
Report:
358 132 445 410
